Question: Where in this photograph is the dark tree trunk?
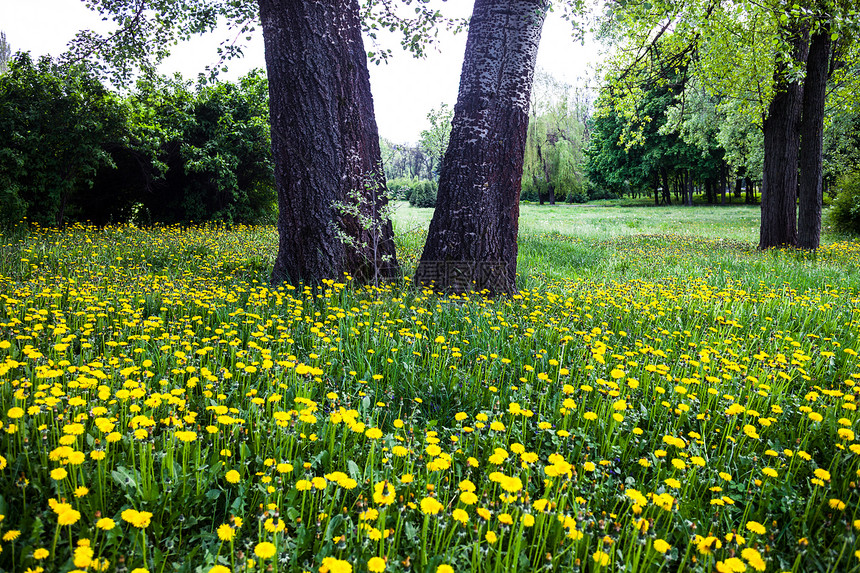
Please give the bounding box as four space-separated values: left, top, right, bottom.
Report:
760 23 809 249
798 26 830 250
414 0 549 294
260 0 399 286
661 168 671 206
548 185 556 205
745 177 755 204
685 170 694 206
720 163 728 205
734 175 743 199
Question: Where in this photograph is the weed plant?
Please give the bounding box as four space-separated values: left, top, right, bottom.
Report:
0 211 859 572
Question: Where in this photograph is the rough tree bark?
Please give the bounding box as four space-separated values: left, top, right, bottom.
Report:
797 25 830 250
260 0 399 286
413 0 549 294
759 24 809 249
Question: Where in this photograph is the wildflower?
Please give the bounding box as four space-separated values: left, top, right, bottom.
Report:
96 518 116 530
254 541 276 559
828 498 846 511
121 508 153 529
225 470 240 484
653 539 671 553
592 550 610 566
320 557 352 573
34 548 50 560
746 521 766 535
209 566 231 573
50 468 68 481
420 497 444 515
373 481 395 505
58 510 81 526
814 468 831 481
741 548 766 571
437 566 454 573
485 530 498 544
367 557 386 572
716 558 747 572
366 427 383 439
3 530 21 541
217 523 235 541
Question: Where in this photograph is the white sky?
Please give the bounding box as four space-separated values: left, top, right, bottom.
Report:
1 0 602 143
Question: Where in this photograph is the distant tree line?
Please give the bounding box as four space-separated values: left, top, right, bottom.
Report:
0 53 274 228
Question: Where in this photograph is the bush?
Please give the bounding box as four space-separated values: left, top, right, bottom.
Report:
387 177 415 201
569 191 589 204
828 171 860 234
408 179 437 208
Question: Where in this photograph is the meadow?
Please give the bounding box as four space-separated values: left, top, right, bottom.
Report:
0 203 859 573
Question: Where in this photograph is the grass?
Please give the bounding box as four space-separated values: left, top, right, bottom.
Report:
0 204 859 573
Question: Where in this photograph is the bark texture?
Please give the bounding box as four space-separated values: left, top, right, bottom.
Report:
414 0 549 294
759 24 809 250
260 0 399 286
798 26 830 250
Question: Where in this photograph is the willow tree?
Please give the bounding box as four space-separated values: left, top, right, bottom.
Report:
70 0 457 285
414 0 551 294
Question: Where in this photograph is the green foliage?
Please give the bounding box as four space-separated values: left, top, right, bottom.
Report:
586 65 725 203
828 171 860 234
0 53 127 228
418 103 453 179
408 179 437 208
386 176 416 200
0 55 274 228
523 71 590 203
128 71 275 224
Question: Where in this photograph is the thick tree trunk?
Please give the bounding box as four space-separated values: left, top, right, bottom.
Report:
759 24 809 249
414 0 549 294
798 26 830 250
260 0 399 286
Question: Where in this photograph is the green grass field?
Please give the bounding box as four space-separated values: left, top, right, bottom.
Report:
0 204 859 573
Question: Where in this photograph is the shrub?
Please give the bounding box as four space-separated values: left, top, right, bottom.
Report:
387 177 415 201
408 179 437 208
828 171 860 234
569 191 589 204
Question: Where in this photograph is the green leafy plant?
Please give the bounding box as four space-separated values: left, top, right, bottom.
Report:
828 170 860 235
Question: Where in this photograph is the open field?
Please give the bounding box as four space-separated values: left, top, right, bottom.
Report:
1 204 859 572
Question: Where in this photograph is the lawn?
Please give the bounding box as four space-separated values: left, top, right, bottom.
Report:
0 204 859 573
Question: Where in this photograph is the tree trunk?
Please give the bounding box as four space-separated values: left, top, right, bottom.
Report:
685 170 694 206
260 0 399 286
759 23 809 249
414 0 549 294
548 184 556 205
798 26 830 250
